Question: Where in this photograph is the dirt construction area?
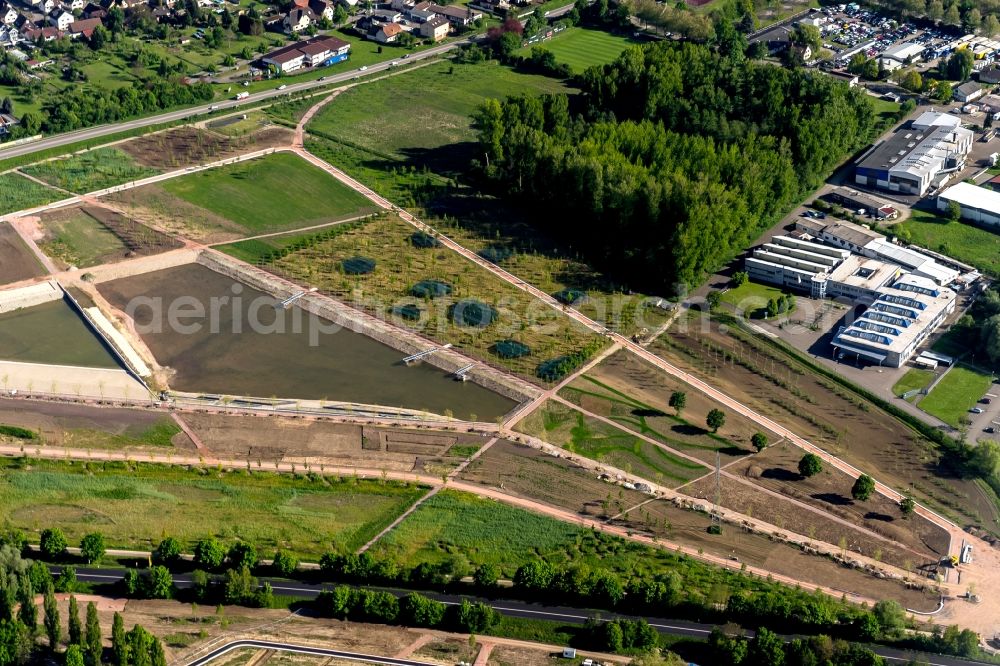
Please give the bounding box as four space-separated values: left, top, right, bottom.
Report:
652 316 1000 533
0 398 194 450
0 222 46 285
182 411 488 473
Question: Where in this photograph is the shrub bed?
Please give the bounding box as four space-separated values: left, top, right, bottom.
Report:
342 256 376 275
451 299 496 328
493 340 531 359
411 279 452 299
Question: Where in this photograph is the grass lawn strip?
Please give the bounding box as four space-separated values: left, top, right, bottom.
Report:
306 60 571 162
0 458 426 559
0 172 64 215
898 208 1000 277
161 151 378 235
919 364 993 427
515 399 707 486
720 280 794 318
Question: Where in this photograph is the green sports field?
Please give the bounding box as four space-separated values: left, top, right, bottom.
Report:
160 151 378 236
518 28 638 73
919 365 993 427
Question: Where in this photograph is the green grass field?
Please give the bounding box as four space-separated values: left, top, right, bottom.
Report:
898 209 1000 277
720 280 794 318
0 459 426 558
517 28 637 72
160 151 378 235
38 209 128 268
919 365 994 427
23 148 159 194
0 173 64 215
369 490 584 575
891 368 936 399
515 400 707 486
306 60 572 163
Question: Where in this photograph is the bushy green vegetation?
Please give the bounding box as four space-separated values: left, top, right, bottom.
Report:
22 148 159 193
0 458 425 558
919 365 993 427
161 151 377 235
0 172 63 215
370 490 583 573
476 41 880 292
0 424 38 440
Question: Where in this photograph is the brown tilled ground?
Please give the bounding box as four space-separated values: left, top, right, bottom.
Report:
458 439 649 517
616 499 939 611
682 469 939 573
118 126 293 170
651 319 1000 531
181 411 485 472
0 222 46 285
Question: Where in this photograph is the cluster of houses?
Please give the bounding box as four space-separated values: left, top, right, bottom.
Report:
357 0 482 44
0 0 113 45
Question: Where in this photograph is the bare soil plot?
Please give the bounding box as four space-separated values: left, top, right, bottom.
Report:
0 398 193 450
682 472 937 573
181 412 486 471
118 126 293 170
458 439 649 518
0 221 45 285
562 349 764 462
718 440 948 562
651 317 1000 531
515 400 708 488
414 639 477 665
618 499 938 611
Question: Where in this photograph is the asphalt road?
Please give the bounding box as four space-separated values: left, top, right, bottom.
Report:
0 38 469 163
62 567 993 666
186 639 439 666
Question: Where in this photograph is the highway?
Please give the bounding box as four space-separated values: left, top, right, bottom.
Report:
61 567 994 666
0 38 469 163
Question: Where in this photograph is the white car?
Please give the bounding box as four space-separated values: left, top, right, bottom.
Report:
359 65 368 71
277 84 287 90
971 407 985 414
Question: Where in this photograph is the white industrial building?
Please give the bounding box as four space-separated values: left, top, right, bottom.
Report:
832 274 957 367
854 112 974 196
880 41 925 70
797 218 959 285
937 181 1000 226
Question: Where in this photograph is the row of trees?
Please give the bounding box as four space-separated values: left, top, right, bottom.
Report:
474 42 880 293
0 541 165 666
871 0 1000 36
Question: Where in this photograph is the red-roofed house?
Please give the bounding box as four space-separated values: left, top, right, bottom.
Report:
69 17 102 38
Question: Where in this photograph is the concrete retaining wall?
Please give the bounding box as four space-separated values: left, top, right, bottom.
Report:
0 280 61 314
197 252 539 404
83 306 152 377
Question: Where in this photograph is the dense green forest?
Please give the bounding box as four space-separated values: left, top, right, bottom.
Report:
473 42 879 293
